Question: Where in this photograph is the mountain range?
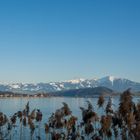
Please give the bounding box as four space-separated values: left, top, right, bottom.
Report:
0 76 140 94
51 87 114 97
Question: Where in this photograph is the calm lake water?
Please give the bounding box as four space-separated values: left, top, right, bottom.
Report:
0 97 140 140
0 97 140 121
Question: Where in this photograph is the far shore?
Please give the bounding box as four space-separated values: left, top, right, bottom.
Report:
0 94 140 99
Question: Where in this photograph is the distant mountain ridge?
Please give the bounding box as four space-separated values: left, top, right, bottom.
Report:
0 76 140 93
51 87 114 97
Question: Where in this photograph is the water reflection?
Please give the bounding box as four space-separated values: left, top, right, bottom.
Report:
0 97 139 119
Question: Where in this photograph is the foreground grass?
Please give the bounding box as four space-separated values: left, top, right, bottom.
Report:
0 89 140 140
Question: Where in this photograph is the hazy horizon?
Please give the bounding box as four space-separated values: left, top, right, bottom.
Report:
0 0 140 83
0 75 140 84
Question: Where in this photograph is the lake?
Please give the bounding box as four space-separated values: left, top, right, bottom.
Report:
0 97 120 119
1 96 140 117
0 97 140 140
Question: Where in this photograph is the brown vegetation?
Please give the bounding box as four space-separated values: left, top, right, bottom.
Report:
0 90 140 140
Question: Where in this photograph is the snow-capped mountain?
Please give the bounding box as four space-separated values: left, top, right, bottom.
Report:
0 76 140 93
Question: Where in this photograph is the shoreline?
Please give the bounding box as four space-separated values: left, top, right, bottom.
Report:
0 95 137 99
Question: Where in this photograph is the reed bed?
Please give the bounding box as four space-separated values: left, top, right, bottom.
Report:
0 89 140 140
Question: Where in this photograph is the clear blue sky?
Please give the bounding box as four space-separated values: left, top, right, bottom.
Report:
0 0 140 83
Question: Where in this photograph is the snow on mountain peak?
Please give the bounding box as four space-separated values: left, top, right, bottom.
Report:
67 78 85 84
10 84 20 89
108 76 115 82
0 76 139 93
99 76 117 82
97 76 119 86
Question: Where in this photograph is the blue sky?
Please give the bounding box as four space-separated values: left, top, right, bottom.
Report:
0 0 140 83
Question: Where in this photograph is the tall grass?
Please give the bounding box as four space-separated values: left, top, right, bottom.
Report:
0 89 140 140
